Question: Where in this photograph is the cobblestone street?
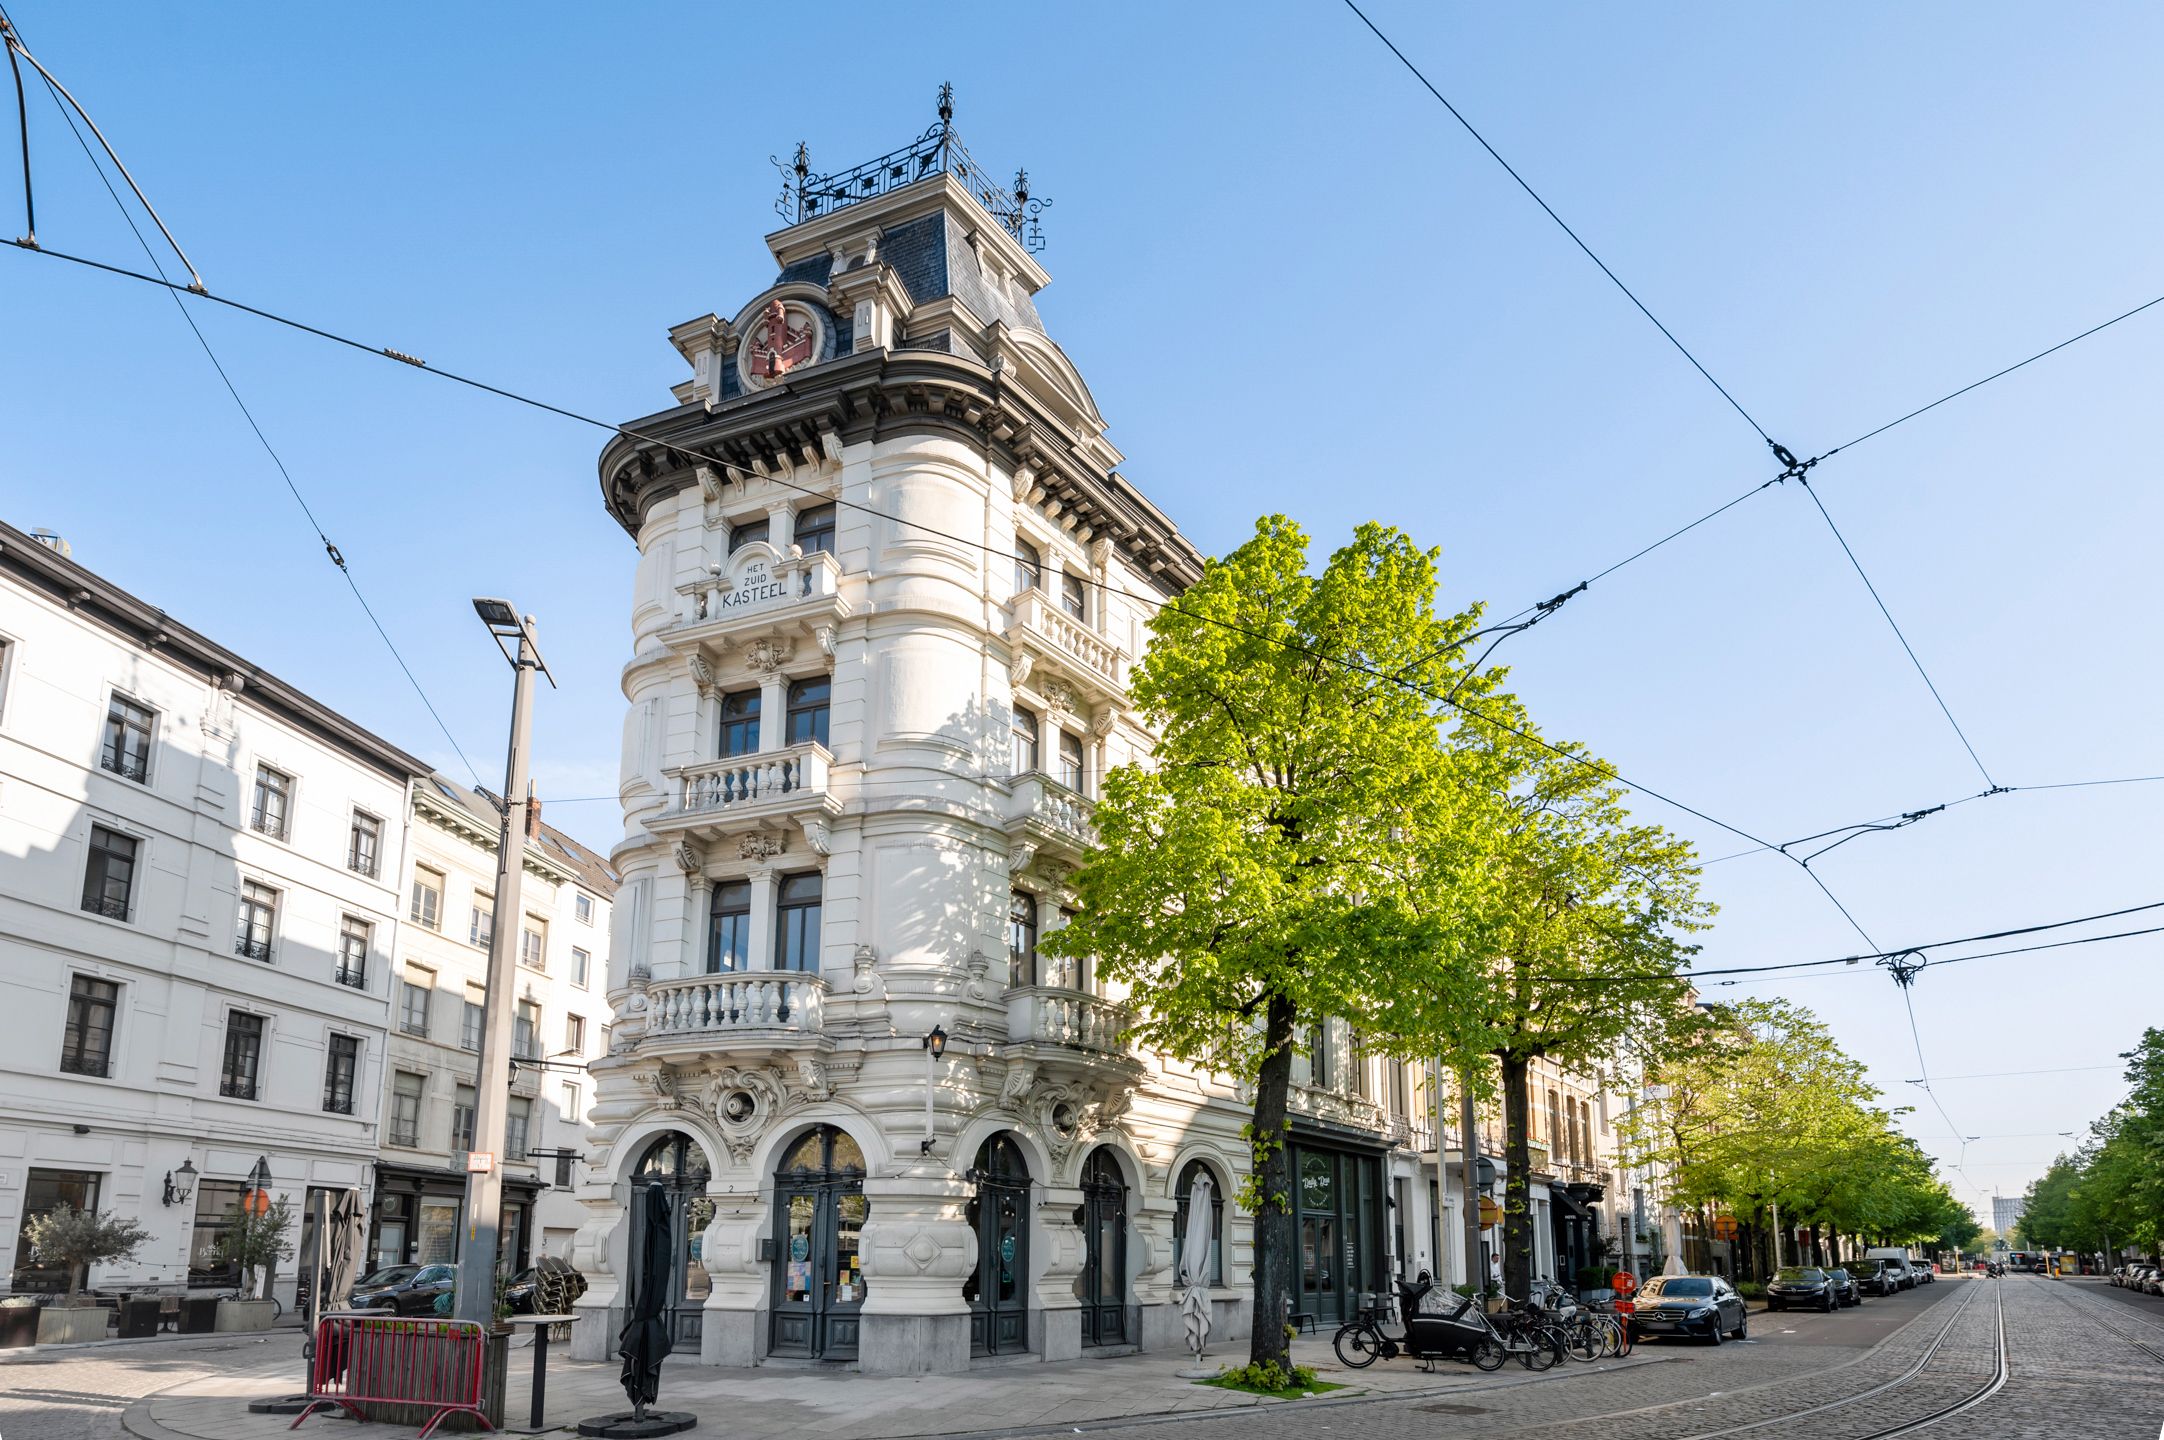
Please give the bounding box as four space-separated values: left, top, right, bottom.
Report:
4 1277 2158 1440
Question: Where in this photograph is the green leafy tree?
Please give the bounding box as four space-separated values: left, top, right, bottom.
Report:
214 1199 295 1301
1457 705 1711 1300
25 1204 150 1302
1046 516 1506 1370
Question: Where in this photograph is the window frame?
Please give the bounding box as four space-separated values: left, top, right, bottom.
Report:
389 1071 425 1148
718 688 762 758
235 878 278 961
219 1010 265 1101
785 675 830 749
520 918 547 972
570 946 591 989
410 867 444 930
347 810 383 878
564 1013 586 1053
1011 705 1040 776
1174 1160 1227 1287
707 879 751 974
573 891 595 926
399 974 433 1037
774 871 823 973
249 763 294 841
513 999 541 1061
460 994 485 1052
504 1096 532 1163
1060 570 1087 621
100 693 156 783
727 515 771 554
795 502 837 557
1008 890 1038 988
469 894 495 950
1014 535 1042 596
1056 727 1086 794
60 974 121 1078
81 823 140 921
335 916 371 990
323 1033 361 1115
451 1084 476 1154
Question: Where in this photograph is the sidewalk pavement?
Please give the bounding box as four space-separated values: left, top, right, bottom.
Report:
122 1332 1664 1440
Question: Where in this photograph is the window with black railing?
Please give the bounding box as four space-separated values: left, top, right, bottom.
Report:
348 811 381 877
219 1012 263 1099
80 825 137 920
335 916 369 989
250 765 292 840
235 880 276 960
60 976 119 1078
322 1033 359 1114
101 696 155 782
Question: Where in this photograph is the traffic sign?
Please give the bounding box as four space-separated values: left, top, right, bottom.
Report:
1711 1214 1739 1241
1478 1196 1502 1226
241 1188 271 1216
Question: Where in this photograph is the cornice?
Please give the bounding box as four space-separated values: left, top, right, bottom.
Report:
413 785 581 887
598 349 1203 591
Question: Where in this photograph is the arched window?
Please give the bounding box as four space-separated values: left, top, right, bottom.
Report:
1008 891 1038 988
1011 706 1040 775
786 677 830 749
636 1131 711 1188
708 879 751 973
1014 536 1041 595
777 1125 865 1178
1173 1160 1225 1286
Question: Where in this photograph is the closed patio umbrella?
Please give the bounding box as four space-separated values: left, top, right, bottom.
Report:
1177 1171 1215 1364
619 1182 675 1417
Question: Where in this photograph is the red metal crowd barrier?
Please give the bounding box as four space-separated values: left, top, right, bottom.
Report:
291 1312 495 1438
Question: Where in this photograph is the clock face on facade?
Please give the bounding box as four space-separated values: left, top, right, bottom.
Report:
741 297 821 388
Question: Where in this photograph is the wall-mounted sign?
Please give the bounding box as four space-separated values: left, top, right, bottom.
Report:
713 558 793 612
465 1152 495 1174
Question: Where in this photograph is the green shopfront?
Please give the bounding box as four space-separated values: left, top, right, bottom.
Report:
1290 1125 1388 1327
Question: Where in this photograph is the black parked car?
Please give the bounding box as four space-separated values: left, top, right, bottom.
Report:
1859 1260 1904 1297
1826 1267 1861 1307
1628 1274 1749 1345
1767 1266 1839 1312
348 1263 456 1315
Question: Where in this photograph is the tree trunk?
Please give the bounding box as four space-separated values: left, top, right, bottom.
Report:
1499 1052 1534 1301
1248 990 1299 1370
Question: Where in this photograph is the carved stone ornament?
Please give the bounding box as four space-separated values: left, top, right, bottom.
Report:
738 832 786 861
794 1056 833 1102
1037 860 1074 889
1010 462 1039 503
814 623 837 659
701 1066 790 1162
964 951 993 1002
1034 1082 1095 1165
638 1066 682 1110
1008 651 1035 689
673 840 704 876
851 945 886 998
745 636 795 672
695 464 725 503
689 654 716 692
1000 1059 1041 1111
799 817 832 856
819 427 845 464
1006 841 1039 875
1091 707 1116 739
1089 535 1113 571
1040 677 1077 718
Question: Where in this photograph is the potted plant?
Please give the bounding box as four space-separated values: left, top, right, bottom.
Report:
0 1296 42 1349
22 1204 148 1344
213 1199 293 1332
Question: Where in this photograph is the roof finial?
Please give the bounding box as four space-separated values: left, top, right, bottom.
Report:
792 142 809 182
937 81 954 127
1012 167 1029 206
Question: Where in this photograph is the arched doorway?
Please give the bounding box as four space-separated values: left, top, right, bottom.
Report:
770 1125 867 1361
633 1132 714 1346
1076 1147 1128 1346
964 1134 1032 1356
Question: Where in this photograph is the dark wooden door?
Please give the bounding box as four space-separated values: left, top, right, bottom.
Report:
769 1127 868 1361
967 1135 1032 1355
1078 1149 1127 1346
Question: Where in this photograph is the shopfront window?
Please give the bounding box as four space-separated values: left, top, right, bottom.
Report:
189 1179 247 1286
12 1169 102 1293
417 1200 460 1265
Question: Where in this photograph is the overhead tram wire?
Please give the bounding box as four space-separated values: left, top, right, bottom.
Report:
4 15 483 786
1338 0 1771 445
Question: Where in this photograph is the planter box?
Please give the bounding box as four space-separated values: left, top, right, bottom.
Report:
36 1305 109 1345
215 1299 277 1333
0 1307 40 1348
180 1296 220 1333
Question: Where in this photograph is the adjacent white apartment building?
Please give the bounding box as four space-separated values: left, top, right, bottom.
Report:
373 774 617 1272
0 521 423 1306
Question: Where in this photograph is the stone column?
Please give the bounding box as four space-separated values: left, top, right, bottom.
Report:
684 872 711 976
745 866 778 971
758 673 791 753
1034 1184 1085 1361
767 501 797 555
698 1179 770 1367
856 1171 976 1374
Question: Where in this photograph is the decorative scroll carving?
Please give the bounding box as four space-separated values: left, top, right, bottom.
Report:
1008 650 1034 688
689 653 716 693
745 636 795 672
1006 841 1039 875
673 841 704 875
851 945 886 998
964 951 993 1002
1091 707 1116 739
1000 1059 1040 1110
799 817 832 856
701 1066 790 1161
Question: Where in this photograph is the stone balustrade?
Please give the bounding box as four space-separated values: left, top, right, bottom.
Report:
646 971 826 1039
673 742 830 816
1006 986 1130 1054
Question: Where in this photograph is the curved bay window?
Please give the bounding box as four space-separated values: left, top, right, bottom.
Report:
965 1134 1032 1355
1008 891 1038 987
775 872 822 972
707 880 751 973
772 1126 868 1360
634 1132 714 1346
1173 1160 1226 1287
719 691 761 758
786 677 830 749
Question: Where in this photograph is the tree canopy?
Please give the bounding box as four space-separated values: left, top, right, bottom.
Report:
2015 1028 2164 1258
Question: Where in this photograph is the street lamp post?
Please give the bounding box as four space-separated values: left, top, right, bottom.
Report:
455 599 552 1327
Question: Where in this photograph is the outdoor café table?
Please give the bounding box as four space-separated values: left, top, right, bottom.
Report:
504 1314 578 1431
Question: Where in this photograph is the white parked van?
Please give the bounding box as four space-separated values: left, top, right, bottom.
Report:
1863 1247 1918 1290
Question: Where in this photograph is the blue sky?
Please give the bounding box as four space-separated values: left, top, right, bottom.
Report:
4 2 2159 1215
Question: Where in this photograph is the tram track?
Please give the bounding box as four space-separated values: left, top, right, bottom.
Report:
1671 1276 2004 1440
2033 1275 2164 1365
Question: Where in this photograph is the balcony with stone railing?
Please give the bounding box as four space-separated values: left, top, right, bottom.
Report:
1005 772 1094 863
667 548 851 652
1006 987 1131 1055
640 971 829 1059
1004 590 1126 705
651 742 839 842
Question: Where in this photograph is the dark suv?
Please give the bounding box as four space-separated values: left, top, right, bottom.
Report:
349 1263 456 1315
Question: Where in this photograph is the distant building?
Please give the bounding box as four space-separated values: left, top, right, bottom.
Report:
1994 1194 2026 1237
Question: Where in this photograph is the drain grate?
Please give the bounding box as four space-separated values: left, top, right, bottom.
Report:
1417 1403 1492 1415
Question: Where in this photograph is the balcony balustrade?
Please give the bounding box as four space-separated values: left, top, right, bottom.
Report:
645 972 827 1046
1005 987 1130 1056
668 550 849 649
1006 772 1094 851
654 742 834 837
1005 591 1125 703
